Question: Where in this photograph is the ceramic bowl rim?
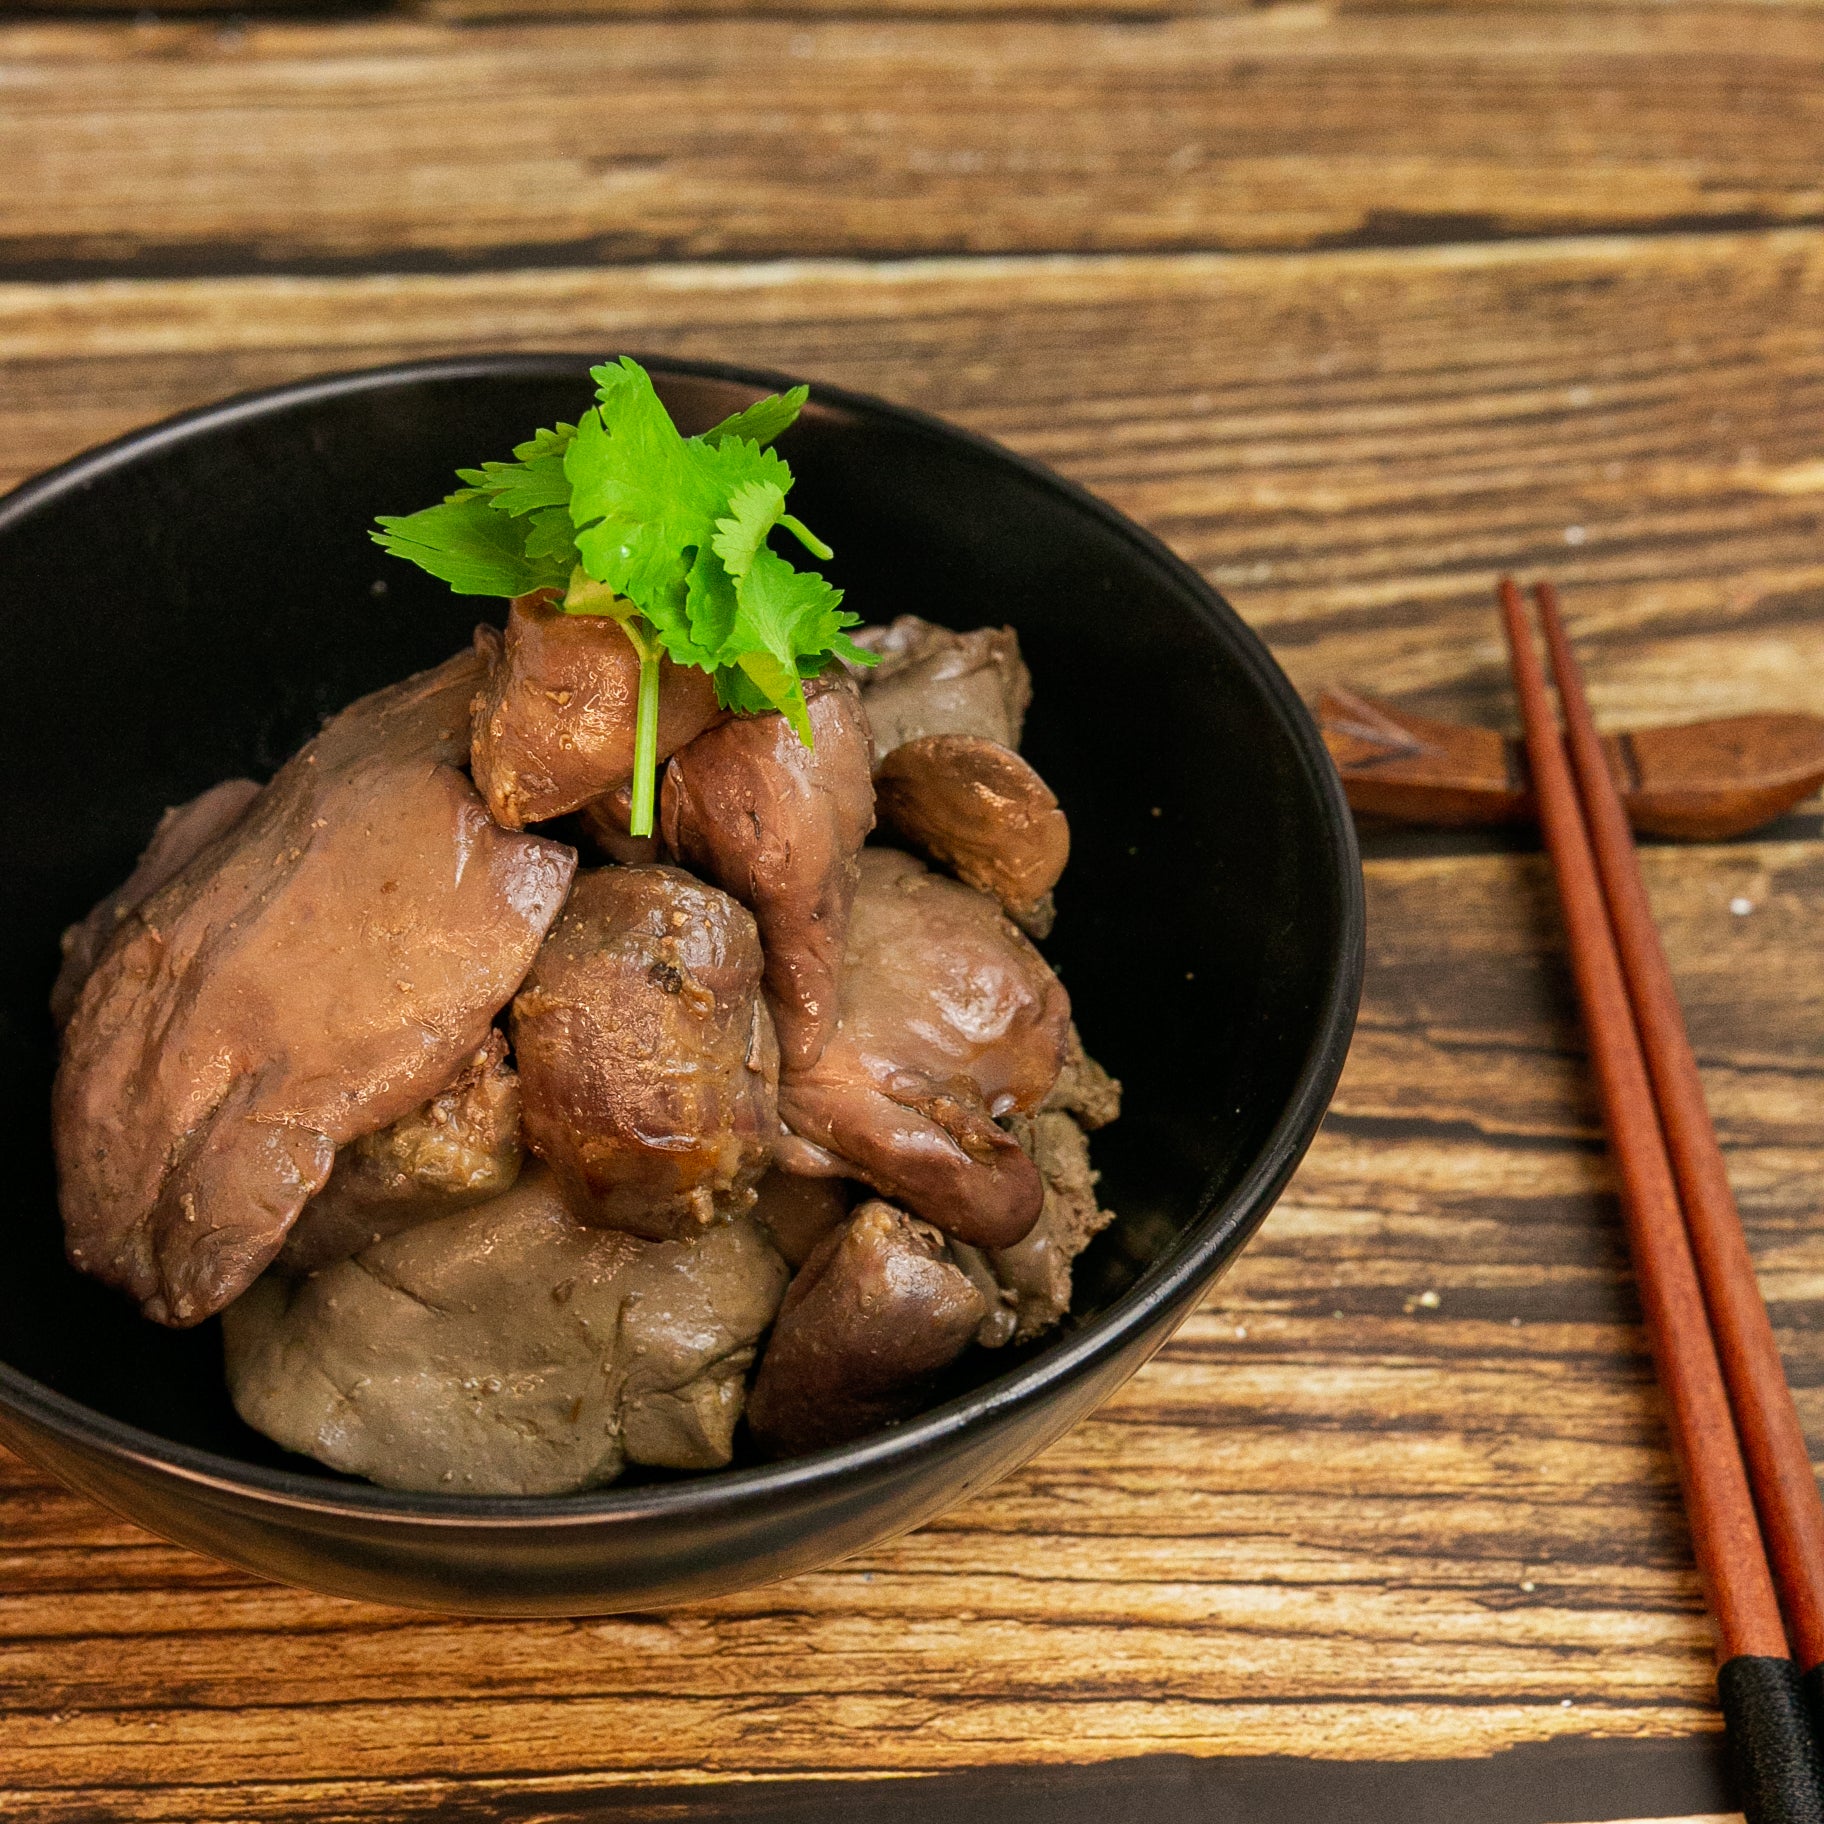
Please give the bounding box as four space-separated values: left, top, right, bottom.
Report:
0 350 1365 1528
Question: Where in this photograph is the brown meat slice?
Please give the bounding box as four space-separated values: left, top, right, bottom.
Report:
776 848 1070 1249
54 651 577 1327
874 734 1069 938
223 1162 789 1495
510 865 779 1240
471 591 723 828
51 777 262 1030
746 1200 985 1457
661 671 876 1072
275 1030 523 1276
849 616 1031 763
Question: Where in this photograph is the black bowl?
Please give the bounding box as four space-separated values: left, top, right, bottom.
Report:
0 355 1361 1614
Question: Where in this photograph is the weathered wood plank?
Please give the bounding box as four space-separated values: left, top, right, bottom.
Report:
6 232 1824 733
4 11 1824 277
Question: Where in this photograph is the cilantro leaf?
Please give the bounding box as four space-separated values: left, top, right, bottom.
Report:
716 545 854 740
373 357 868 829
371 496 554 596
711 480 788 583
455 424 577 517
704 385 808 450
567 364 719 615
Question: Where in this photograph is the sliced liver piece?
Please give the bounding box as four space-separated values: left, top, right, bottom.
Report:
873 734 1069 937
661 672 876 1072
746 1199 985 1457
52 777 262 1030
776 848 1069 1249
224 1162 789 1495
54 651 576 1326
470 591 723 828
511 865 779 1240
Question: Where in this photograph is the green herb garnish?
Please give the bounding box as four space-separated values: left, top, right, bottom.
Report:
372 359 871 836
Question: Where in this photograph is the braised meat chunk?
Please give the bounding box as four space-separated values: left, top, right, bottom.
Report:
54 652 576 1327
471 591 723 828
850 615 1031 763
662 671 875 1072
52 777 262 1030
224 1163 789 1495
275 1030 523 1276
511 865 779 1240
874 734 1069 937
777 848 1070 1249
746 1200 984 1457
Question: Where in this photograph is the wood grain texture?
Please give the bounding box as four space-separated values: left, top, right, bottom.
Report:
4 10 1824 278
7 230 1824 732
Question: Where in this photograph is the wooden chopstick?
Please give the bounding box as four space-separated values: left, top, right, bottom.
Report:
1498 577 1824 1824
1534 577 1824 1686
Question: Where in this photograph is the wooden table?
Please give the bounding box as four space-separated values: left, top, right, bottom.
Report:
4 1 1822 1817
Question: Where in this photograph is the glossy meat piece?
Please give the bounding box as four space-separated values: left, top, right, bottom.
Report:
51 777 262 1030
661 672 876 1072
849 616 1031 764
746 1200 984 1457
777 849 1070 1249
275 1030 523 1276
471 591 724 828
54 652 576 1326
874 734 1069 937
511 865 779 1240
224 1162 789 1495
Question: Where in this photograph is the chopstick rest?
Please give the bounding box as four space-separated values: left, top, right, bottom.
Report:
1499 577 1824 1824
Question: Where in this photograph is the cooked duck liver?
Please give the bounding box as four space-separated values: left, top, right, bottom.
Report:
51 777 262 1030
223 1162 789 1495
873 733 1069 937
850 616 1031 763
511 865 779 1240
776 848 1069 1249
54 651 576 1327
746 1199 985 1457
470 592 723 828
661 672 876 1072
275 1030 523 1276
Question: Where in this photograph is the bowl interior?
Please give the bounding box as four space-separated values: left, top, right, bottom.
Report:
0 357 1354 1487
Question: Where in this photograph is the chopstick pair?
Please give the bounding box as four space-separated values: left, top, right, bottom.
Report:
1497 578 1824 1824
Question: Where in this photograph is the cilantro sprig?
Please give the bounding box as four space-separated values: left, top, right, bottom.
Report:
372 360 872 836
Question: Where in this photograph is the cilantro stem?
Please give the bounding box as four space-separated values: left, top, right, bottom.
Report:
628 636 662 839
